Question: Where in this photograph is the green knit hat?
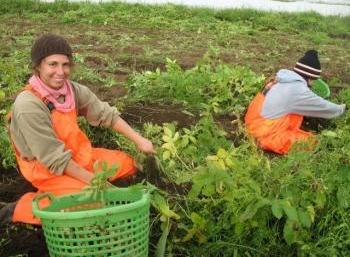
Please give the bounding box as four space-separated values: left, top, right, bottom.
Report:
31 34 73 68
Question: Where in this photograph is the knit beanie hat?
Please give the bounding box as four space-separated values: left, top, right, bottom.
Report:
31 34 73 68
293 50 321 79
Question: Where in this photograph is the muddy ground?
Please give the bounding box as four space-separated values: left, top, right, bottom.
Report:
0 14 343 255
0 98 330 256
0 100 238 257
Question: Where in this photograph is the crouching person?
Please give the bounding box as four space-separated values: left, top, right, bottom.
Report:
0 34 155 225
245 50 345 154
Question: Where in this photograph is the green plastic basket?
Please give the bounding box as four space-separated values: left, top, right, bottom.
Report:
32 187 150 257
311 79 330 98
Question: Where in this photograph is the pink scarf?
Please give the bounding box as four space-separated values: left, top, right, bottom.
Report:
29 75 75 112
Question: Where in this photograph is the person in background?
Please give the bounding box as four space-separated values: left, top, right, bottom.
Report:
0 34 155 225
245 50 345 154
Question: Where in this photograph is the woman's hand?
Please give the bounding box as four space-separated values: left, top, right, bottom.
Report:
113 117 156 154
135 136 156 154
65 159 94 184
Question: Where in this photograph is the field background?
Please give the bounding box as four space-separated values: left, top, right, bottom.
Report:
0 1 350 256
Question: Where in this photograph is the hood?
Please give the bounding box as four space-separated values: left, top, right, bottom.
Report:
276 69 307 84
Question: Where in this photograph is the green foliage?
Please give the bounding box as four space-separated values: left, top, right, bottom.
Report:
128 58 264 115
77 161 117 204
141 87 350 256
0 0 78 15
0 126 16 169
0 50 30 97
0 1 350 256
214 9 350 38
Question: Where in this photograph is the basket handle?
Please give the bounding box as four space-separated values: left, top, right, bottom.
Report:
32 192 56 212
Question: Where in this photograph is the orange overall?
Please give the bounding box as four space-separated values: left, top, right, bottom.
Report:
10 85 136 224
245 82 314 154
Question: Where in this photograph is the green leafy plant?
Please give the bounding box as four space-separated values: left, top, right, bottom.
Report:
77 161 118 204
127 58 264 115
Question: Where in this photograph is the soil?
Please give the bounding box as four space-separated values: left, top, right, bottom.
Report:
0 77 337 256
0 168 48 257
122 102 199 128
0 101 235 257
1 15 346 256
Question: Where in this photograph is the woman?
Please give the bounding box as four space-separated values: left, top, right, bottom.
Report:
245 50 346 154
1 34 155 225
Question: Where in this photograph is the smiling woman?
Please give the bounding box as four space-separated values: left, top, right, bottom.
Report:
1 34 156 226
37 55 72 90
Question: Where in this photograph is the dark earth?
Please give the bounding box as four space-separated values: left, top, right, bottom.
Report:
0 98 329 256
0 99 238 257
0 21 338 255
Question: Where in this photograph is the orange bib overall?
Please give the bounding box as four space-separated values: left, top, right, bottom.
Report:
245 84 314 154
11 85 136 224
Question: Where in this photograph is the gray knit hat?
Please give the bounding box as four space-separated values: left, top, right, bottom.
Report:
31 34 73 68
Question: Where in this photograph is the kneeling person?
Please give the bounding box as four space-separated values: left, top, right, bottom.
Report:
245 50 345 154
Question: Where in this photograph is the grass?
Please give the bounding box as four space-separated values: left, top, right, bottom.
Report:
0 0 349 85
0 1 350 256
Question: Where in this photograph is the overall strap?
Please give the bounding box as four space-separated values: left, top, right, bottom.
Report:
6 85 55 158
262 77 278 96
23 85 55 112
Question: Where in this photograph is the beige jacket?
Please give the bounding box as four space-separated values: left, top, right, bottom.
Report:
9 81 120 175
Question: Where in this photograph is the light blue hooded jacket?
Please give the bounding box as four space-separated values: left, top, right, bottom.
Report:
261 69 345 119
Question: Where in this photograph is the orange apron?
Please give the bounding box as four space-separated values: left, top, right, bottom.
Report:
10 85 136 224
245 83 314 154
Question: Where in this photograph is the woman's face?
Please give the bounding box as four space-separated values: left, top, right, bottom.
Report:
36 54 71 89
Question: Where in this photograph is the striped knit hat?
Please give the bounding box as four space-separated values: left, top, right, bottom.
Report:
293 50 321 79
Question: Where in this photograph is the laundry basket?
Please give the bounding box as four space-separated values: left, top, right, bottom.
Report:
32 187 150 257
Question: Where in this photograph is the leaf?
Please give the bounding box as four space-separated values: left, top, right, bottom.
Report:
190 212 206 227
196 231 207 244
156 218 171 257
239 199 270 222
182 213 207 244
0 90 5 102
206 155 219 161
321 130 337 138
234 222 244 235
188 182 203 198
162 142 174 151
337 187 350 208
283 220 297 245
314 191 326 209
202 183 215 197
164 127 173 137
189 136 197 144
152 193 180 220
217 159 226 170
162 151 171 160
224 157 235 168
101 161 107 171
182 227 197 242
93 160 99 172
217 148 228 159
306 205 315 223
298 209 312 228
271 200 283 219
282 201 299 223
173 132 180 141
180 136 189 148
162 135 172 142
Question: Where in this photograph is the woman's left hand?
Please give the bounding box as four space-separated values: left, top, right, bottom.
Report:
136 136 156 154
